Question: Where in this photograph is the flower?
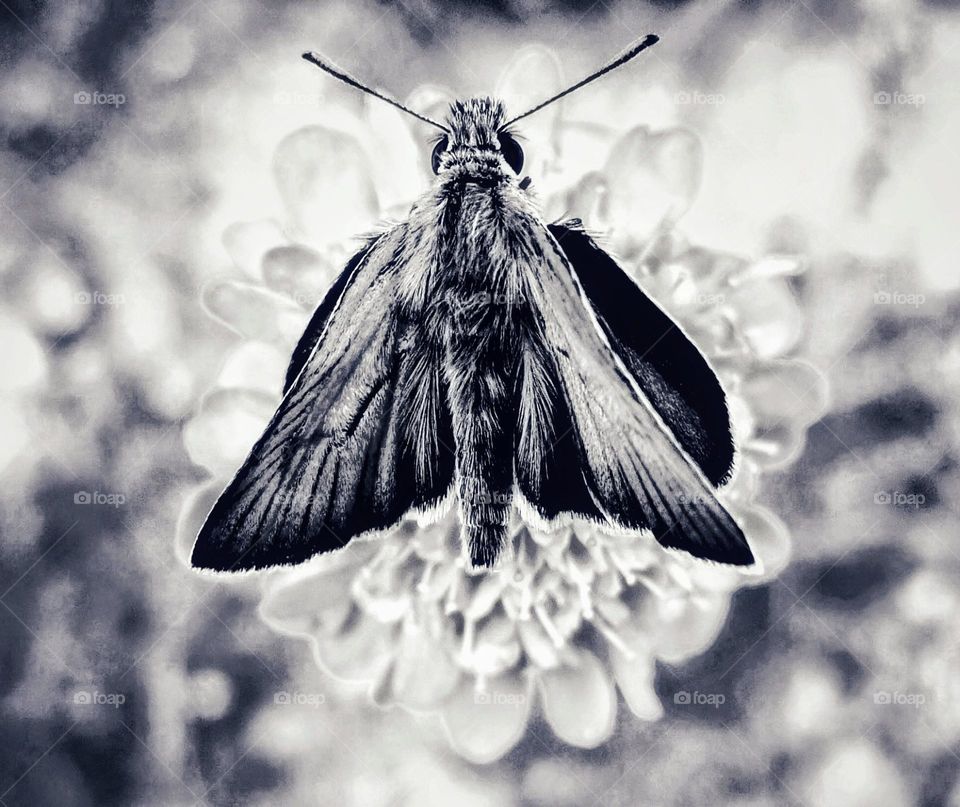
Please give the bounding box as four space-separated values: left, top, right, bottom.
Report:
177 45 827 764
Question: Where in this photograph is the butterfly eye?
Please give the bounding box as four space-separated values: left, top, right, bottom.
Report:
431 136 449 174
497 132 524 174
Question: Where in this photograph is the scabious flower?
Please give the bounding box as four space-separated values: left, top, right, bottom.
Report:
177 45 827 763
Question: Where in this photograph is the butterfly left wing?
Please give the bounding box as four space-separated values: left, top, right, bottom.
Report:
282 238 379 394
192 226 455 571
515 220 754 566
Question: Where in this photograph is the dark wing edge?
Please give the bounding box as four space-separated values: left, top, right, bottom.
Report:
192 228 455 573
548 220 735 487
283 238 377 394
514 220 755 567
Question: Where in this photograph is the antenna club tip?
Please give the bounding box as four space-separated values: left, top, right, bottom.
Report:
632 34 658 51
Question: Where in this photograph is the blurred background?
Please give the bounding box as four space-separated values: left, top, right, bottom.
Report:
1 0 959 804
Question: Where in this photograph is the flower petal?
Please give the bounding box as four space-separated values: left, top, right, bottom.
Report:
217 341 288 396
552 121 618 190
385 613 461 709
744 423 806 470
312 610 395 682
405 84 456 140
741 359 829 428
441 673 532 764
222 219 286 278
649 593 730 663
603 127 702 256
610 645 663 721
273 126 379 248
261 245 336 310
182 388 275 474
362 102 425 210
539 649 616 748
202 280 308 348
727 278 803 359
516 617 562 670
174 480 224 567
467 613 522 677
259 546 377 637
496 45 563 174
734 505 791 582
729 255 805 285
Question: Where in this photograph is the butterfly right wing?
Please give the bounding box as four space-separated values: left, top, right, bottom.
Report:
192 226 455 571
515 220 754 566
548 220 735 486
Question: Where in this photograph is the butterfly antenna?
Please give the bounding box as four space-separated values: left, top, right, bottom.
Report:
302 51 449 132
502 34 659 128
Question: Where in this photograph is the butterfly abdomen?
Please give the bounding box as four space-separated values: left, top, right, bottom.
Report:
440 185 529 566
444 289 520 566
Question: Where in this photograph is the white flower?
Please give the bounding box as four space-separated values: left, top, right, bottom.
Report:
178 45 827 763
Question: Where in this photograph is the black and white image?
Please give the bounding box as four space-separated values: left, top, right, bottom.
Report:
1 1 957 805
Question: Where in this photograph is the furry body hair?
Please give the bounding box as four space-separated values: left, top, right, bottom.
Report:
398 98 538 565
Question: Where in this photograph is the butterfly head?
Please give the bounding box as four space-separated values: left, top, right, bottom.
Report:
302 35 658 190
430 97 524 182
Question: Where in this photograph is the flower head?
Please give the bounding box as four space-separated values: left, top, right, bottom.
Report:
178 47 827 763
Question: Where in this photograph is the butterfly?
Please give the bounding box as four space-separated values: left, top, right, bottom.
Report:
191 34 757 573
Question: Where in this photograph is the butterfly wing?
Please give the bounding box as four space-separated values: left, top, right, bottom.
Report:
548 220 734 486
515 221 754 566
283 239 377 394
192 226 455 571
